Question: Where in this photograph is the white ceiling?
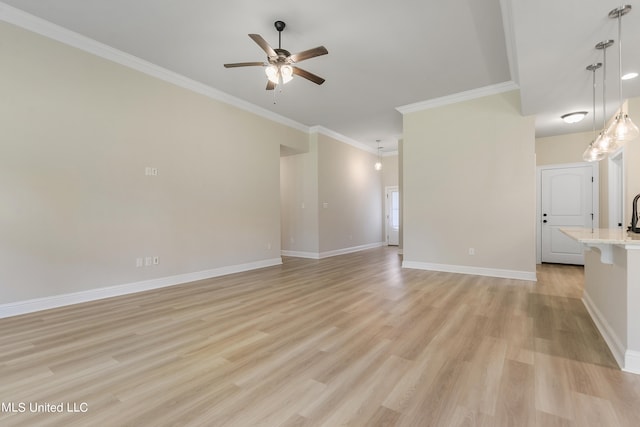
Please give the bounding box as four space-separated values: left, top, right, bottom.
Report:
2 0 640 152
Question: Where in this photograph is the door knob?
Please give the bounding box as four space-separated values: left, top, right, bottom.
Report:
543 213 547 217
543 220 547 223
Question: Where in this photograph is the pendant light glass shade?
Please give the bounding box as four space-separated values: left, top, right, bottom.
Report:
583 142 606 162
593 130 618 152
374 140 382 171
608 5 638 143
607 112 639 141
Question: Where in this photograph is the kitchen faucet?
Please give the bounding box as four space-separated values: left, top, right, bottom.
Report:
630 193 640 233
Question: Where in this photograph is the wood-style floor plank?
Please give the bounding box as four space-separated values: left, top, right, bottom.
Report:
1 248 639 426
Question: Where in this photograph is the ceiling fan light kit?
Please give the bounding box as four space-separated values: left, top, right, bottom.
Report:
224 20 328 91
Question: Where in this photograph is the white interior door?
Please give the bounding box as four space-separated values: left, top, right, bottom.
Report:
540 165 594 265
385 186 399 246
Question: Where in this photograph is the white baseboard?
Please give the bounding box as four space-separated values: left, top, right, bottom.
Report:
0 258 282 319
319 242 385 259
582 291 626 370
282 242 385 260
280 250 320 259
401 260 537 282
624 350 640 375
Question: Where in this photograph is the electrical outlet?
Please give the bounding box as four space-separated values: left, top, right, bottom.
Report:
153 256 159 265
468 248 475 255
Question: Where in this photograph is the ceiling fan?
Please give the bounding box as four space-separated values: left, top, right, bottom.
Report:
224 20 328 90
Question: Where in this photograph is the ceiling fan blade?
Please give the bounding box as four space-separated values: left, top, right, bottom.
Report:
224 62 266 68
266 80 276 90
292 66 325 85
248 34 277 57
289 46 328 63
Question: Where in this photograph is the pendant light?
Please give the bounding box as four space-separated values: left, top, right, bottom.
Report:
583 63 606 162
374 140 382 171
606 5 639 143
593 40 619 153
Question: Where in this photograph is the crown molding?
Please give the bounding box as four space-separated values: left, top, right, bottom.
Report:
396 81 520 114
1 3 388 153
0 2 309 134
309 126 377 154
498 0 520 86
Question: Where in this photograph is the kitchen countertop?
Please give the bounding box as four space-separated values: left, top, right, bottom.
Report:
561 228 640 246
560 228 640 264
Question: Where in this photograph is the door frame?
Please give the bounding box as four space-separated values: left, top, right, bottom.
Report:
608 147 625 229
536 162 599 264
385 186 399 246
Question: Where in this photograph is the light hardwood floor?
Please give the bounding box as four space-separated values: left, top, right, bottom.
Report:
1 247 639 426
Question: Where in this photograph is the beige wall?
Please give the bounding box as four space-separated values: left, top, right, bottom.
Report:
280 136 320 255
317 134 384 253
280 133 384 257
382 155 399 188
402 90 537 278
535 131 593 165
0 22 309 305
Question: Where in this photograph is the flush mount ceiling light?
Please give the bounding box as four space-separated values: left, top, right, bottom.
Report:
561 111 588 123
622 72 638 80
583 63 606 162
607 5 639 143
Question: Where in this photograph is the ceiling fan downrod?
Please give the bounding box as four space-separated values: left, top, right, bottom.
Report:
274 20 285 49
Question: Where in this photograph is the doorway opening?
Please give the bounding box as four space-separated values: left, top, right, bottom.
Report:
385 186 399 246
